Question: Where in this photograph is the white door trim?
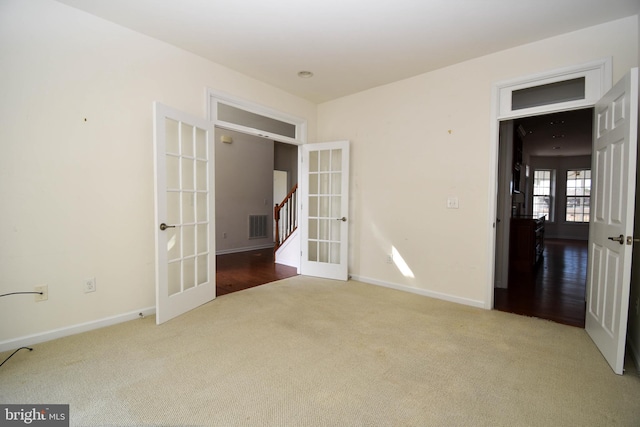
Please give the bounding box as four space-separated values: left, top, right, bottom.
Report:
206 90 307 272
206 89 307 145
486 59 613 309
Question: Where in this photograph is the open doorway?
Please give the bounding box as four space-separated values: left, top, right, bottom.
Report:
494 108 593 327
214 128 298 296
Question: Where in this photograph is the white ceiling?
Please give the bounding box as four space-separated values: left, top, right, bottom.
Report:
54 0 639 104
516 109 593 157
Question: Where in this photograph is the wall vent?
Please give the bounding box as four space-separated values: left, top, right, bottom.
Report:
249 215 268 239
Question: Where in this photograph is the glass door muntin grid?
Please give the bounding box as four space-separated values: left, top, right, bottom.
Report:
165 119 210 296
307 148 342 264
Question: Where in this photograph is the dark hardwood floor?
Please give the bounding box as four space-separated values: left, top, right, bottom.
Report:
216 248 298 296
494 239 587 327
219 241 587 326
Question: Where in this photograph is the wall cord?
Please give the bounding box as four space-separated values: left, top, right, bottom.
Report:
0 291 43 368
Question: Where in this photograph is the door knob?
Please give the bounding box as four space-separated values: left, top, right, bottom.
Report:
159 223 176 231
336 217 347 222
608 234 624 244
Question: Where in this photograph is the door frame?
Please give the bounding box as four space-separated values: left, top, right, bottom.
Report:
486 58 613 309
206 90 306 271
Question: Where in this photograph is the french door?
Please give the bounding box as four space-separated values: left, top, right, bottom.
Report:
153 103 216 324
300 141 350 280
586 68 638 374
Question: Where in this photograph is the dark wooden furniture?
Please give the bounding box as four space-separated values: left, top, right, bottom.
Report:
509 216 545 274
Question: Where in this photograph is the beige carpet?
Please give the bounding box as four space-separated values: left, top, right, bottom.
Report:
1 276 639 426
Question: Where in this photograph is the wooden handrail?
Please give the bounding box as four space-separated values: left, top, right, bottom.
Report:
274 184 298 252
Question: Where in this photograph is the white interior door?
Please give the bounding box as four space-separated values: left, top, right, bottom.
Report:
153 102 216 324
586 68 638 374
300 141 350 280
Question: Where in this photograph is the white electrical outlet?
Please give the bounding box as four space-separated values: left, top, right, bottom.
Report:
35 285 48 302
386 255 393 264
84 277 96 293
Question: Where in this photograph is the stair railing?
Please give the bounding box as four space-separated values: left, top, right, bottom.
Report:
274 184 298 252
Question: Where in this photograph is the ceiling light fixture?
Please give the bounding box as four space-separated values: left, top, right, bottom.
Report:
297 71 314 78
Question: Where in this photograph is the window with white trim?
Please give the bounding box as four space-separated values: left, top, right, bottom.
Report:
533 169 553 221
565 169 591 223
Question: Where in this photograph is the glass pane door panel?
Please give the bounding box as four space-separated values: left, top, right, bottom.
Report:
309 219 318 239
168 261 181 296
331 221 341 240
308 241 318 261
331 174 342 194
155 103 215 324
331 149 342 171
319 197 330 216
196 193 207 222
167 192 180 224
181 124 194 157
301 141 349 280
320 151 331 171
197 224 208 253
182 159 194 190
319 242 329 262
309 151 319 172
196 161 207 191
183 257 196 290
308 197 318 217
309 174 319 194
320 174 330 194
331 197 341 218
195 128 207 159
197 255 208 285
167 228 180 261
166 119 179 154
183 225 195 257
166 156 179 189
319 220 330 240
182 193 195 223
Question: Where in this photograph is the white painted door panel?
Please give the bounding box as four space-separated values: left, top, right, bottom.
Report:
153 103 216 324
586 69 638 374
300 141 350 280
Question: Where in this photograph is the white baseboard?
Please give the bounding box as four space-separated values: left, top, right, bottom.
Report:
216 243 274 256
350 275 486 309
0 306 156 353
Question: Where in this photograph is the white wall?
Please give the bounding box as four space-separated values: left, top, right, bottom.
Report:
0 0 317 346
215 129 274 253
317 16 638 307
274 142 299 193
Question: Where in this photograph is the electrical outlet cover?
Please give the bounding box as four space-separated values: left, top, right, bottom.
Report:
35 285 48 302
84 278 96 293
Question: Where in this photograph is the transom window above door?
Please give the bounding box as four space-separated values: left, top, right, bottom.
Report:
497 58 611 120
208 90 307 145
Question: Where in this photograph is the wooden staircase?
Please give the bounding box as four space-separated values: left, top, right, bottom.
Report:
274 184 298 253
